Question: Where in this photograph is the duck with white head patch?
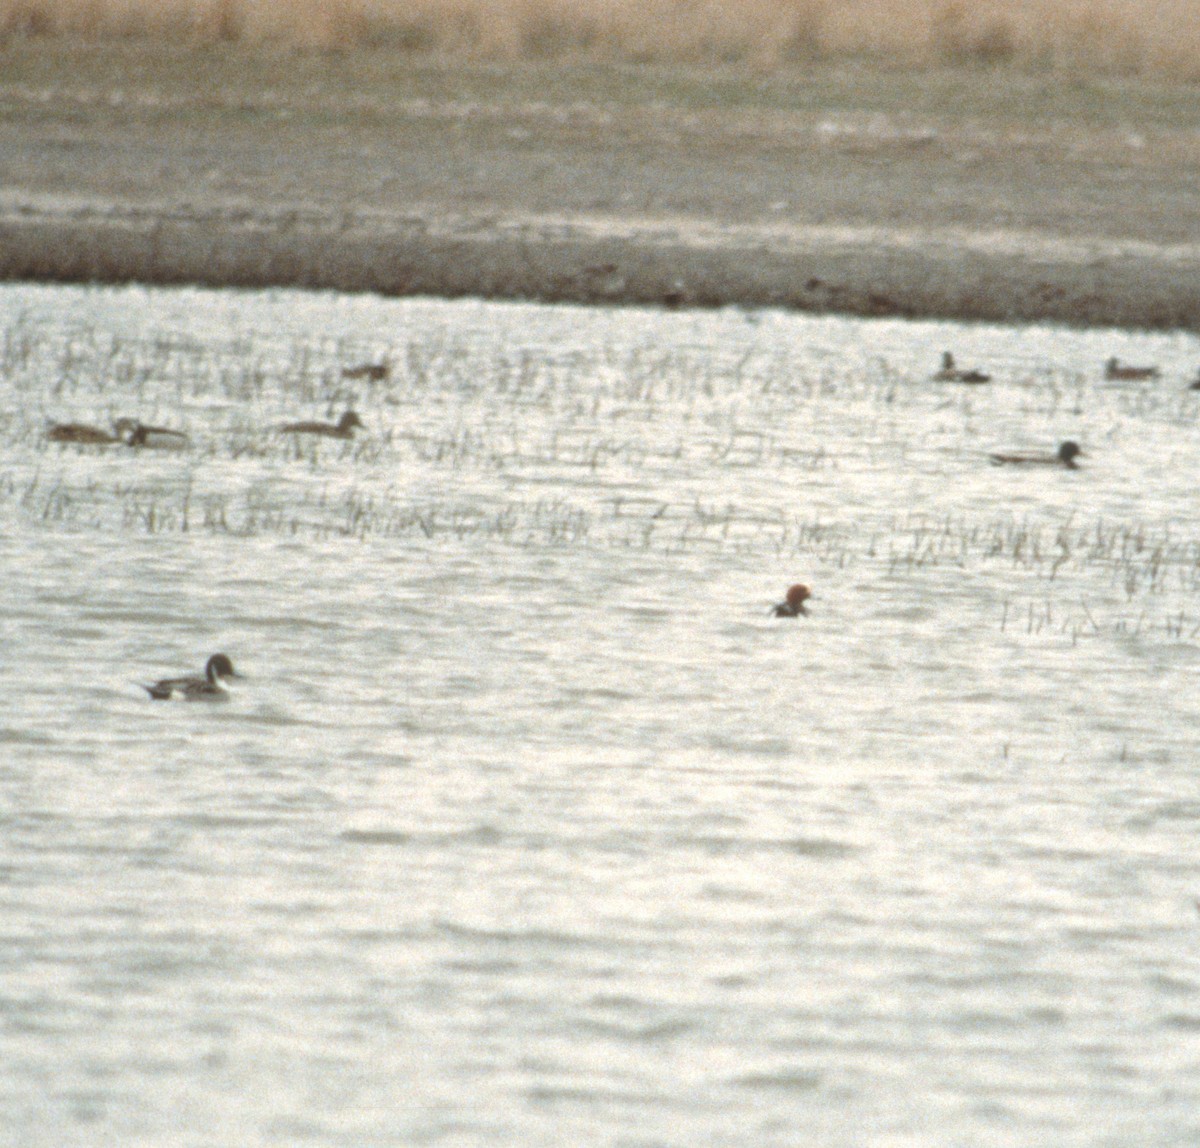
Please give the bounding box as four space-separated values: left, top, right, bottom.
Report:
143 654 240 701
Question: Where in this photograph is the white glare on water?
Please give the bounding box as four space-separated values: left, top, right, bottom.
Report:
2 283 1200 1146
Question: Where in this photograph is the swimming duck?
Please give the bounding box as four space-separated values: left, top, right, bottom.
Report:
280 410 364 438
989 441 1083 469
143 653 240 701
342 362 389 382
933 352 990 384
46 422 122 444
1188 369 1200 391
772 584 813 618
114 418 190 449
1104 357 1159 380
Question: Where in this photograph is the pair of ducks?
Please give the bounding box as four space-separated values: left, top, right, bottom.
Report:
151 584 812 701
161 488 1102 693
768 440 1081 624
934 352 1091 469
939 353 1171 386
153 590 809 703
152 585 814 698
770 448 1080 625
50 410 365 445
47 418 190 448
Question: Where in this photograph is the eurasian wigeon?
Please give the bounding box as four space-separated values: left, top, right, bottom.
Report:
772 584 812 618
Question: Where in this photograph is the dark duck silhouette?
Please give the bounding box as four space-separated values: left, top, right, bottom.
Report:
47 421 121 444
1104 357 1159 380
989 441 1083 469
342 362 389 382
280 410 364 439
933 352 990 384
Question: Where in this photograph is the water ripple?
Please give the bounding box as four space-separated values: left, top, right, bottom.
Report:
4 284 1200 1147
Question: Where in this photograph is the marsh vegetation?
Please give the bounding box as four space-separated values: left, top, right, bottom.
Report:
6 282 1200 646
8 282 1200 1146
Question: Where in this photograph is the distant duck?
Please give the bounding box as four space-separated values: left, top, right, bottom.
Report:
342 362 390 382
114 418 190 449
280 410 364 438
771 584 813 618
989 441 1083 469
46 421 122 445
1104 357 1159 380
143 653 240 701
1189 369 1200 391
933 352 990 384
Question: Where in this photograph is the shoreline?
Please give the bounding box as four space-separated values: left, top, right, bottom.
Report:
4 200 1199 328
3 48 1200 329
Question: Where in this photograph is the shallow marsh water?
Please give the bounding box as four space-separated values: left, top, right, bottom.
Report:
3 283 1200 1145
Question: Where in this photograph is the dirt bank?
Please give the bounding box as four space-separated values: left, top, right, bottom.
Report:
2 46 1199 327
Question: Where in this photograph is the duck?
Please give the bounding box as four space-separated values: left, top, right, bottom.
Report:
1104 357 1159 380
1188 370 1200 391
771 584 813 618
114 418 190 449
989 441 1083 469
933 352 990 384
342 362 389 382
46 421 122 444
143 653 240 701
280 410 364 438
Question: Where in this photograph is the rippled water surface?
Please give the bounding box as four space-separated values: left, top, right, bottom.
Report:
4 283 1200 1146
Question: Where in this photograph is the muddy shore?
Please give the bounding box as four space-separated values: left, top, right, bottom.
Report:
2 48 1199 328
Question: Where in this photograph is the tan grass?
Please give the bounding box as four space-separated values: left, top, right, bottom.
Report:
2 0 1200 78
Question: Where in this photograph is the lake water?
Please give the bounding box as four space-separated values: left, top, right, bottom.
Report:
3 282 1200 1146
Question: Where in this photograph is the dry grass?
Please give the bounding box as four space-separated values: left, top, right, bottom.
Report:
2 0 1200 79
